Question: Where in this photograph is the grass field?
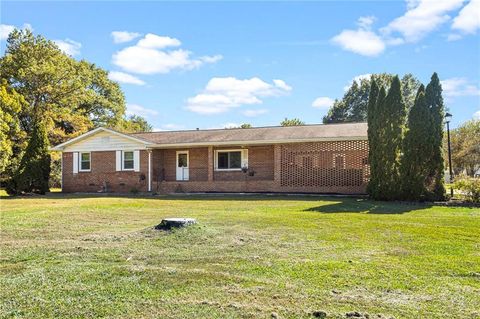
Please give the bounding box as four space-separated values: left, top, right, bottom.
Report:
1 194 479 319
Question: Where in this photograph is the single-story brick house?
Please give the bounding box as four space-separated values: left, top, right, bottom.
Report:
51 122 369 194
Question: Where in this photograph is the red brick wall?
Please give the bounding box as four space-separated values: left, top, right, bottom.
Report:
62 140 369 194
62 151 149 193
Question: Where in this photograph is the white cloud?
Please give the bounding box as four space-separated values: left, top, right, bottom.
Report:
1 23 32 40
136 33 181 48
441 77 480 97
357 16 376 29
344 73 372 91
331 17 386 57
108 71 145 85
332 0 477 56
126 103 159 117
186 77 292 115
312 97 335 109
111 31 141 44
54 39 82 56
242 109 268 117
474 109 480 119
112 33 222 74
451 0 480 34
0 24 15 40
382 0 464 43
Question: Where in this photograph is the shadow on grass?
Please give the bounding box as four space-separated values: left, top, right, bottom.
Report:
304 198 432 214
1 192 437 215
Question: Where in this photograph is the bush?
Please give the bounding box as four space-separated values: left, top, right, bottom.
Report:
454 177 480 203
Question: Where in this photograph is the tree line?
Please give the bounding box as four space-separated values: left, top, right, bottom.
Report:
1 29 152 194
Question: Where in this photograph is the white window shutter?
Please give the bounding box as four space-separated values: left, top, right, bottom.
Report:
116 151 122 171
134 150 140 172
73 152 79 174
242 149 249 168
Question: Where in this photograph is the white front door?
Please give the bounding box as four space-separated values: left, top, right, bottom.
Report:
176 151 189 181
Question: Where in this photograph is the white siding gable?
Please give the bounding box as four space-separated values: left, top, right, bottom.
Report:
63 131 146 152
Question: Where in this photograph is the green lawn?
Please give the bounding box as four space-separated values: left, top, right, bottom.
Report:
1 195 479 319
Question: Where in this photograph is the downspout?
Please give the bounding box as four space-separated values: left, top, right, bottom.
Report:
148 150 152 192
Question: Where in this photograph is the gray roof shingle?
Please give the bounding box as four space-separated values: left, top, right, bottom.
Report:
130 122 367 146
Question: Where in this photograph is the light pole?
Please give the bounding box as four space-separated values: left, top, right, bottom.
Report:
445 112 453 197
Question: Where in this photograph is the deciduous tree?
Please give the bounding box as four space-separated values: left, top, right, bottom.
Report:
323 73 420 124
280 118 305 126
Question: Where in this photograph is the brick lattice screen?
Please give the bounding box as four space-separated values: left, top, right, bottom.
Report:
280 141 369 187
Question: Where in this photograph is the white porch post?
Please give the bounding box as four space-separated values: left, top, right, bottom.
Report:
148 150 152 192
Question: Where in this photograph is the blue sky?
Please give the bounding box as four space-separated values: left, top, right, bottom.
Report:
1 1 479 130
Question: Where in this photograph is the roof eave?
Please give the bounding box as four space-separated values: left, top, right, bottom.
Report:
51 127 153 151
146 136 368 149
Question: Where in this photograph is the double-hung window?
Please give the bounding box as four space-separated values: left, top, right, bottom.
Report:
79 152 91 172
123 151 134 170
216 150 243 170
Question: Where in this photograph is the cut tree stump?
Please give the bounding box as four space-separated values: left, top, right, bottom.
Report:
155 218 197 230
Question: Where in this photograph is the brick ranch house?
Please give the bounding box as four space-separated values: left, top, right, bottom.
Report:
51 122 369 194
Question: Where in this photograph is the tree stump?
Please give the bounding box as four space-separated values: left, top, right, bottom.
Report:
155 218 197 230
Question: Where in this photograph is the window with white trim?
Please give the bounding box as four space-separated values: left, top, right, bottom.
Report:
216 150 243 170
79 152 91 171
123 151 134 170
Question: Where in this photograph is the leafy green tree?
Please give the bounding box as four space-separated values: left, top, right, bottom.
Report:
0 29 147 189
116 115 152 133
0 80 27 178
323 73 420 124
280 118 305 126
425 73 445 199
448 119 480 176
240 123 252 128
0 29 126 146
400 86 433 200
7 120 51 194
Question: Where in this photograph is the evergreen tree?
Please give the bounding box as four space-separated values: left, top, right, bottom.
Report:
367 85 386 199
425 73 446 200
7 120 51 195
401 86 433 200
383 76 407 200
366 79 379 197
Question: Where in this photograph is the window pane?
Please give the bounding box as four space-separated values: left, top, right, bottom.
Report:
124 151 134 169
81 161 90 170
80 153 90 170
217 152 229 169
124 160 134 169
229 152 241 168
178 154 188 167
124 151 133 161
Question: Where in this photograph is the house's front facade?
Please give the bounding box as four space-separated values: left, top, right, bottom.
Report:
52 123 369 194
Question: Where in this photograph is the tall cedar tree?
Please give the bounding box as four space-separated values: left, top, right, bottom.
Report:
425 73 446 200
400 86 434 200
367 85 387 199
366 79 379 197
383 76 407 200
7 120 51 194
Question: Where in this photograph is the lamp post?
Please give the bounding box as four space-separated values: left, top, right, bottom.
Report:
445 112 453 197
